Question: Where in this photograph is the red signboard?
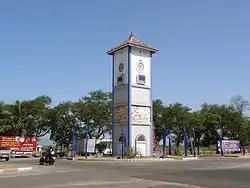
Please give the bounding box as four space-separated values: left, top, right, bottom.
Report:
0 136 37 153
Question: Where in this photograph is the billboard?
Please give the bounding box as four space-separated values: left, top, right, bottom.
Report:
217 140 240 152
0 136 37 154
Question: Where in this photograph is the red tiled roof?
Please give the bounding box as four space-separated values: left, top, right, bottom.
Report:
107 33 158 55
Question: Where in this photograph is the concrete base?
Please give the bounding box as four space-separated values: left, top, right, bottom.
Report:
183 157 199 161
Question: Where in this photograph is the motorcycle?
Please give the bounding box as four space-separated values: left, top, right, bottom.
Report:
39 155 55 165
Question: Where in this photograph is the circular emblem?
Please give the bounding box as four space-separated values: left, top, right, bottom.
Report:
136 61 144 73
119 63 124 72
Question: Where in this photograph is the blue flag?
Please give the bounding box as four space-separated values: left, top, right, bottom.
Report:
183 128 188 157
220 135 223 156
122 126 125 159
168 130 172 155
192 128 196 157
162 122 166 157
72 126 76 157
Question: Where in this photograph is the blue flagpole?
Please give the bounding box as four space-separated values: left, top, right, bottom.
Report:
184 128 188 157
192 128 196 157
242 137 245 155
122 125 124 159
168 130 172 155
162 123 166 158
85 124 88 159
220 135 223 157
72 125 76 157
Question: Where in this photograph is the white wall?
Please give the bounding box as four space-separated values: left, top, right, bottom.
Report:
112 124 128 156
114 85 128 106
131 125 151 156
114 48 129 87
131 87 150 106
130 47 151 88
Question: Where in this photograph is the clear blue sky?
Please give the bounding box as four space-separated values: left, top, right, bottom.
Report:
1 0 250 111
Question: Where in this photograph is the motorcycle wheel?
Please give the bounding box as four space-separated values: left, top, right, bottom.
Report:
39 158 45 165
49 158 54 165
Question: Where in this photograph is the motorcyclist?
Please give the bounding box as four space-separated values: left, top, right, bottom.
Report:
50 147 55 156
45 146 54 161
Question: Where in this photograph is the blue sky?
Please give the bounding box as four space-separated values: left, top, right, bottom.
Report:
1 0 250 112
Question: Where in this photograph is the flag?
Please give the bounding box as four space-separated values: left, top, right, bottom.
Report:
220 135 223 156
162 122 166 156
121 126 125 158
168 130 172 155
183 128 188 157
136 75 146 85
72 126 76 157
192 128 196 157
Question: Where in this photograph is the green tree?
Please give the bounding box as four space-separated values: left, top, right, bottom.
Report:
0 102 12 134
167 103 191 148
74 90 112 139
50 102 77 148
187 111 204 155
28 96 53 137
6 100 34 136
153 99 166 143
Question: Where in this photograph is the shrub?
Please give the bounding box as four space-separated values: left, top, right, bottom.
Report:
95 142 107 153
125 147 142 158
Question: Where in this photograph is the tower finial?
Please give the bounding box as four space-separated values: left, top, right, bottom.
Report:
128 32 134 41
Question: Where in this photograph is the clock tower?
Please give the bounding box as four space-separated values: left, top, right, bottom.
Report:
107 33 158 156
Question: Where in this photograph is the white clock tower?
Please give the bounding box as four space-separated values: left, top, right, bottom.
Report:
107 33 158 156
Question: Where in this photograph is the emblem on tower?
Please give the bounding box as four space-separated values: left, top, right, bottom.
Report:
136 60 144 73
117 62 125 85
136 74 146 85
119 62 124 72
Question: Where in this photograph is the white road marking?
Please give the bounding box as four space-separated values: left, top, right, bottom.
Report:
42 179 205 188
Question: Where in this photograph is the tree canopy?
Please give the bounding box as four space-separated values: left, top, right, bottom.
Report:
0 91 249 148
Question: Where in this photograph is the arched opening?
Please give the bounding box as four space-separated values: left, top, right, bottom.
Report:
136 135 146 142
117 135 126 156
117 135 126 143
135 134 147 156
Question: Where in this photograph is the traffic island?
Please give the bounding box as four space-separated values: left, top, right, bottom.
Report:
0 164 32 173
67 156 199 161
165 155 199 160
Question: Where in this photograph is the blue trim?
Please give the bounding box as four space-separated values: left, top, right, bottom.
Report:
150 52 153 156
132 123 151 126
131 85 150 89
131 104 150 108
112 55 115 156
128 46 132 148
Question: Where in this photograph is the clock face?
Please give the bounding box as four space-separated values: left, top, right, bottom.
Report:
136 61 144 73
119 63 124 72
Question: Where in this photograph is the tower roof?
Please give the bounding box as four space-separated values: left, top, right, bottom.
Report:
107 32 158 55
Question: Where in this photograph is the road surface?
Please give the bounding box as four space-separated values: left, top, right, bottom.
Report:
1 157 250 187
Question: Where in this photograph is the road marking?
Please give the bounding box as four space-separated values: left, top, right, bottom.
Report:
55 170 69 173
45 179 205 188
189 163 250 171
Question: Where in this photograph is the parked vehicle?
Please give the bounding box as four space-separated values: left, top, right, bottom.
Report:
0 146 11 161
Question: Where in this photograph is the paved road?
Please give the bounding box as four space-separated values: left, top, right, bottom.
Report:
1 157 250 187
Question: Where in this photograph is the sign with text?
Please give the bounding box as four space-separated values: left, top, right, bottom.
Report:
0 136 37 153
217 140 240 152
